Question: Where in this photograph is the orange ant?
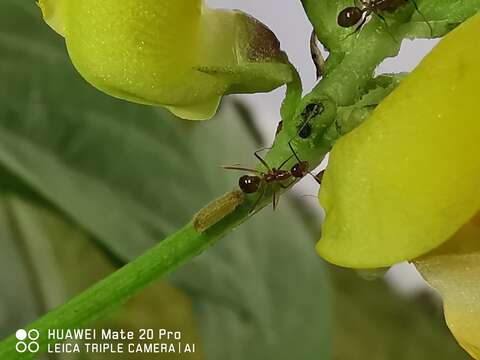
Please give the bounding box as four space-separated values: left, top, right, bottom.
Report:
338 0 432 37
224 142 321 213
224 104 324 213
223 144 307 212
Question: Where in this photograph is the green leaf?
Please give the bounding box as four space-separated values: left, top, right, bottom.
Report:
333 74 405 137
0 2 332 359
332 268 472 360
0 197 42 338
171 206 332 360
3 197 205 360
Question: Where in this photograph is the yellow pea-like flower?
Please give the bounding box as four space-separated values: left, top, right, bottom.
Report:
317 12 480 357
37 0 293 120
318 12 480 268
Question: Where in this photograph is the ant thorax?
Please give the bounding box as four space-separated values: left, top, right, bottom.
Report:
265 169 291 183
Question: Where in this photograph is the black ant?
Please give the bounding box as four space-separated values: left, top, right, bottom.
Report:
338 0 432 38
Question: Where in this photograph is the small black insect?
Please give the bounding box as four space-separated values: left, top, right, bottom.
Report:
298 102 323 139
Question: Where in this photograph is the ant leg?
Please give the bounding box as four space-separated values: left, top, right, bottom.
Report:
375 13 398 42
410 0 433 37
278 154 295 171
343 12 368 40
376 12 388 26
280 180 295 189
274 190 285 210
279 170 321 190
249 182 266 214
270 118 314 171
310 170 324 184
254 147 272 172
277 140 304 173
288 140 302 163
354 12 368 33
354 0 364 7
272 191 277 210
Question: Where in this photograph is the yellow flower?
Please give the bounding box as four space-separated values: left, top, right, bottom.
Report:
416 214 480 359
317 13 480 357
37 0 293 120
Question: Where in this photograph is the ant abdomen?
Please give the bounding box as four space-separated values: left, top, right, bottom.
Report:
338 7 364 27
239 175 261 193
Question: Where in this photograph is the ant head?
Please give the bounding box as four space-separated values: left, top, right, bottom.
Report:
291 161 309 178
239 175 261 193
338 7 363 27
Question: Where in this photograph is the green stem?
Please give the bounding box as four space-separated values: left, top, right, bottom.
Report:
0 203 251 359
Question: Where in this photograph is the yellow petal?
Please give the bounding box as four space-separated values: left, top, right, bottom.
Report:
317 12 480 268
38 0 292 120
37 0 65 36
415 214 480 359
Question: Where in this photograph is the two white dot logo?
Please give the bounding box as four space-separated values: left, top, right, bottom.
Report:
15 329 40 353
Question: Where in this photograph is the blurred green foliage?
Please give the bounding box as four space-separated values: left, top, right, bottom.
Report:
0 2 330 359
332 268 471 359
